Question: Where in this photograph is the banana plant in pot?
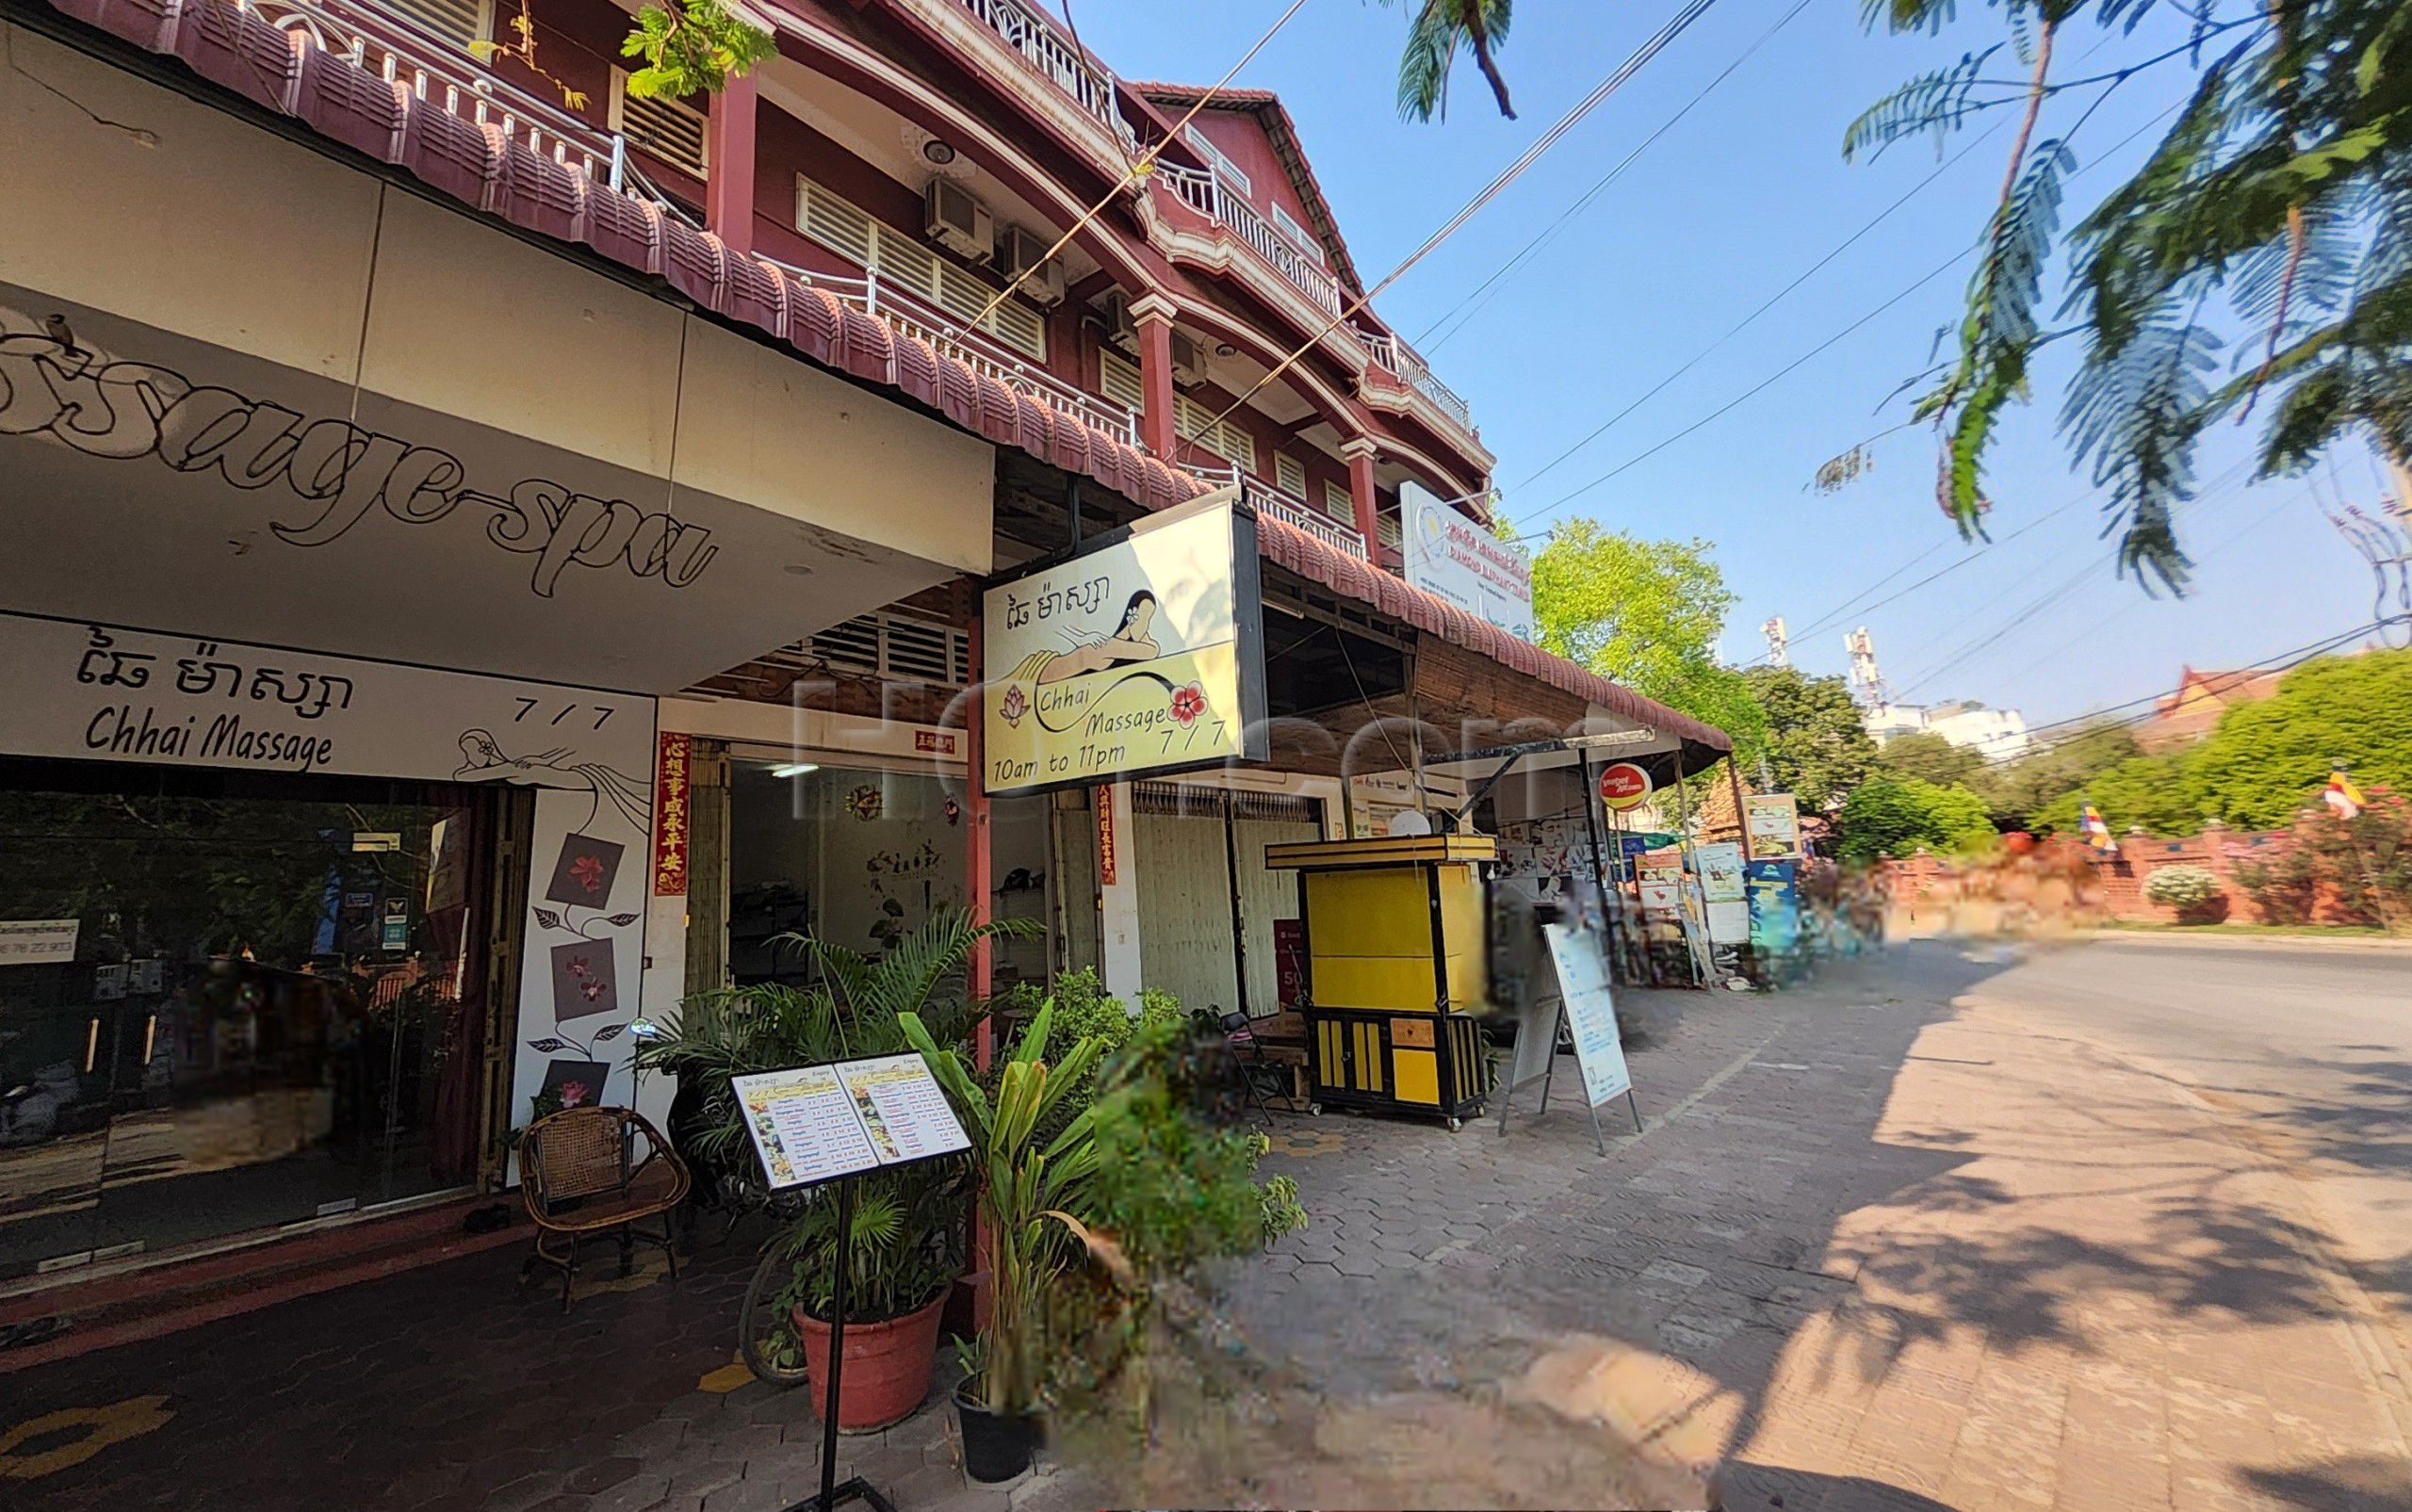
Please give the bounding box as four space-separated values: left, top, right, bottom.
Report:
900 1000 1107 1482
640 909 1031 1430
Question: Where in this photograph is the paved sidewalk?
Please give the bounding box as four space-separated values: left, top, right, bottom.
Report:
8 941 2408 1509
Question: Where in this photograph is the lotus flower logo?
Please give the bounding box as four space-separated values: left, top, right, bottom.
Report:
1000 683 1029 727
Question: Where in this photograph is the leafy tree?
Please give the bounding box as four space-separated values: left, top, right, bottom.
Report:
2034 749 2204 836
1977 720 2143 827
1528 520 1768 762
1845 0 2412 593
622 0 774 100
1739 665 1882 811
1876 729 1988 789
1837 774 1999 860
2179 644 2412 824
1381 0 1517 121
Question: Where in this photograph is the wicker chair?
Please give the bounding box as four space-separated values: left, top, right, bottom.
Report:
517 1106 691 1312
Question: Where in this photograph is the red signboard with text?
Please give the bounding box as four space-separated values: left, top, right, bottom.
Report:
1597 760 1654 813
653 732 692 896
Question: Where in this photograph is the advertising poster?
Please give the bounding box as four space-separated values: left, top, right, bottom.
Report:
1696 841 1749 945
1746 859 1801 954
983 501 1265 795
732 1053 970 1190
1745 794 1802 858
1541 922 1633 1107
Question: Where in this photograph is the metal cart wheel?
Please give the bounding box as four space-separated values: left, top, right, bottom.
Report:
1306 1102 1322 1116
1446 1117 1462 1132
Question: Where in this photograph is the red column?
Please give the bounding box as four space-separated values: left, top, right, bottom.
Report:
1344 439 1380 551
965 604 993 1073
705 72 758 256
1133 296 1179 462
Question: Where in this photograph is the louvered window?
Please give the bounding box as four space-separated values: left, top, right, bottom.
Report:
1324 480 1354 521
1377 508 1402 547
1100 350 1145 413
1274 453 1307 499
614 77 708 181
1271 203 1326 267
803 613 970 686
795 177 1046 362
1183 125 1252 195
393 0 486 47
1178 395 1256 472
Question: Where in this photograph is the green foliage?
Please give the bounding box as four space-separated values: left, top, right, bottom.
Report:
1976 721 2143 828
621 0 774 102
2177 648 2412 827
2231 793 2412 924
1876 730 1987 789
1528 520 1769 764
638 908 1031 1323
1837 774 1999 861
1381 0 1517 122
1739 667 1881 812
2143 864 2224 907
1850 0 2412 590
2033 751 2201 837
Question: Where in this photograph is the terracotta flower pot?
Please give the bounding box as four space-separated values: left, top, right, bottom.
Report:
792 1294 946 1432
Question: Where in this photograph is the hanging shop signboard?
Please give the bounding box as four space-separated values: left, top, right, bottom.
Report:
1400 480 1534 641
1745 794 1802 857
982 498 1267 796
1596 761 1654 813
652 733 693 897
0 919 79 965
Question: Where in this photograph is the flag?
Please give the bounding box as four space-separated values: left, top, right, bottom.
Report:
2325 770 2367 821
2080 804 2115 854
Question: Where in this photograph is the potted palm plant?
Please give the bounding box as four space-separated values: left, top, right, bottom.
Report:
642 908 1030 1430
899 999 1107 1482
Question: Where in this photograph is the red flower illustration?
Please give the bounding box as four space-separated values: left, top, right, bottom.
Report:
566 955 591 978
559 1081 590 1109
1000 683 1028 726
1169 684 1206 727
569 854 608 894
581 980 605 1002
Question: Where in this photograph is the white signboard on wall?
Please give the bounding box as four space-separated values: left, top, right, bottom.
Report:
1401 480 1534 642
0 611 661 1130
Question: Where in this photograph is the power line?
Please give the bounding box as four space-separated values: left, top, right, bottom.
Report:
1417 0 1817 355
1195 0 1726 441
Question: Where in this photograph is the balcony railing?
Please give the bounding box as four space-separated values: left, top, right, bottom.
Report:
1157 163 1345 318
1359 330 1476 437
244 0 630 190
953 0 1138 148
762 257 1142 447
1185 463 1368 560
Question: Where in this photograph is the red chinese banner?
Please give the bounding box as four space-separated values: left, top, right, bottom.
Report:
653 732 693 896
1096 785 1117 886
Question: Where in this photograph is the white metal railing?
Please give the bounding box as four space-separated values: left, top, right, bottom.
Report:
1185 463 1368 559
764 257 1142 446
1358 328 1476 437
953 0 1137 147
1157 163 1344 317
245 0 630 189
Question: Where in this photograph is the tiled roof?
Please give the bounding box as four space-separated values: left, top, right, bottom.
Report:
54 0 1726 762
1125 80 1368 299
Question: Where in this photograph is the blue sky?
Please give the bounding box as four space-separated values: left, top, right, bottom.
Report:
1067 0 2392 727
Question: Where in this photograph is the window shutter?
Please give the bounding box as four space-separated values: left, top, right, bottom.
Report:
390 0 484 46
794 177 1044 361
798 180 873 267
1100 351 1145 412
617 82 708 180
1275 453 1306 498
1325 480 1353 520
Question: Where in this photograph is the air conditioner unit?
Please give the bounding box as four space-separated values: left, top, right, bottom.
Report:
1092 291 1138 353
923 179 994 263
997 225 1065 306
1168 330 1205 383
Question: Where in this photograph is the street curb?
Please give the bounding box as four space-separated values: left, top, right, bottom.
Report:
2075 929 2412 954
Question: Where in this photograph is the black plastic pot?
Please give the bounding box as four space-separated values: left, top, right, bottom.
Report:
954 1390 1035 1483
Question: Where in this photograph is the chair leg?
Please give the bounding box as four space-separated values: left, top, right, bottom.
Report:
661 1221 680 1281
561 1244 578 1313
618 1227 634 1277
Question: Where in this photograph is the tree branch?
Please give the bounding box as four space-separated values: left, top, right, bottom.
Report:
1463 1 1516 120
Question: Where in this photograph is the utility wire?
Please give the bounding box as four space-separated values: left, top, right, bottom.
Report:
963 0 1314 331
1193 0 1725 443
1417 0 1817 355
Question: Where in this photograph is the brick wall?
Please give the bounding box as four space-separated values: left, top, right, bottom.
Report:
1882 818 2368 925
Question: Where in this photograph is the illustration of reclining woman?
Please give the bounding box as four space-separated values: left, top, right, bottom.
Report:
1008 590 1162 685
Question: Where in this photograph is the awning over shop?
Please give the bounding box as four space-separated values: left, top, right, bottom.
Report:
1251 515 1735 786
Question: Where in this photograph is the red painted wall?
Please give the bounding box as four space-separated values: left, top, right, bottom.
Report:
1184 108 1331 268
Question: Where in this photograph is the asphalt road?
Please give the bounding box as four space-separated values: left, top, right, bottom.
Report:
1928 936 2412 1353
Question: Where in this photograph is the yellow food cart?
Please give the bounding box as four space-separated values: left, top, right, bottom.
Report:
1264 834 1495 1128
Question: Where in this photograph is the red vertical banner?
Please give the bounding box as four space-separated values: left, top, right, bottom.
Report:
652 732 693 896
1096 785 1118 886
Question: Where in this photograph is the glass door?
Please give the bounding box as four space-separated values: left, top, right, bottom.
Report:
0 936 118 1280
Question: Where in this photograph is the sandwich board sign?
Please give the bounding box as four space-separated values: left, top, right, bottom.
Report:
1496 920 1641 1155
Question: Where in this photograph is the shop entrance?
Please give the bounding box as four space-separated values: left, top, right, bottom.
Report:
0 759 510 1282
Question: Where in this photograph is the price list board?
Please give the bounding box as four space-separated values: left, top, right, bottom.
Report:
732 1053 970 1190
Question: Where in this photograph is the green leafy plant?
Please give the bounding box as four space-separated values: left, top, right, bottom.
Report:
901 998 1107 1416
2143 864 2223 909
638 908 1033 1326
622 0 776 103
1381 0 1517 122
